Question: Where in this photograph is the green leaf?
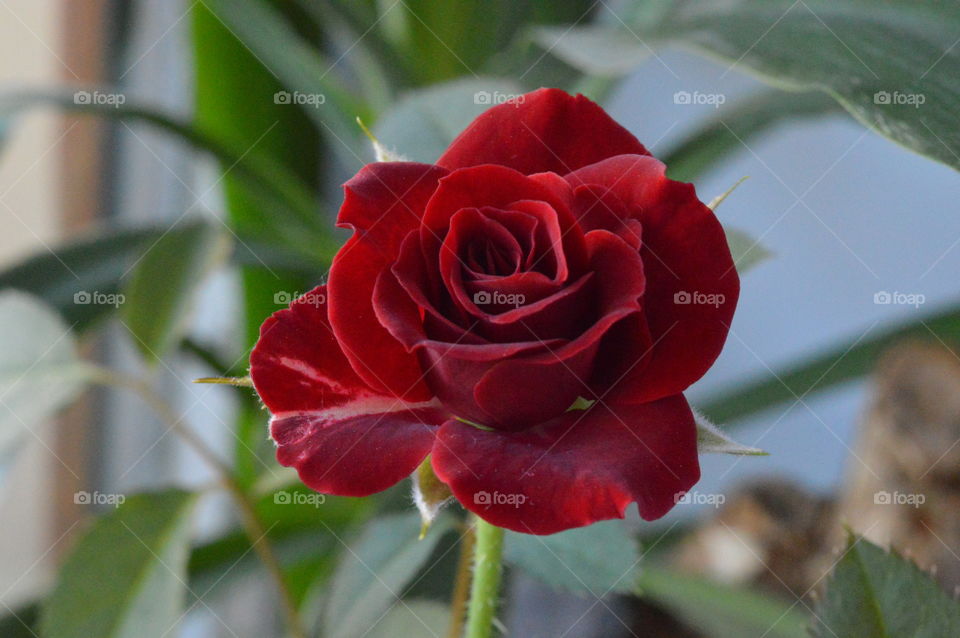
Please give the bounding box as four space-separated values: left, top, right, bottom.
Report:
374 78 526 164
322 512 452 638
531 25 649 76
700 300 960 425
200 0 365 147
504 520 640 595
365 600 450 638
0 603 38 638
0 226 159 331
40 489 198 638
662 90 841 182
646 0 960 173
639 566 809 638
725 227 773 275
121 220 228 362
815 534 960 637
296 1 396 112
187 489 373 602
0 291 90 476
0 90 333 261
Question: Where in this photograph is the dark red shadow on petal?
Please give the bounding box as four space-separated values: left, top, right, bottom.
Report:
432 394 700 535
567 154 740 403
329 162 447 401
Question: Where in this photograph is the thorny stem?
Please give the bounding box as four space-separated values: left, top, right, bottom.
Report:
87 365 307 638
464 515 506 638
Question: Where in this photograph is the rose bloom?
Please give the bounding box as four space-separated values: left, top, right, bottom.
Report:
250 88 738 535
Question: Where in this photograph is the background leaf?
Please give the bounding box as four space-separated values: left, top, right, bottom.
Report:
531 25 650 76
815 534 960 637
121 219 228 362
199 0 364 148
40 489 197 638
322 512 453 638
0 226 159 332
504 520 639 595
0 90 328 252
646 0 960 173
365 599 450 638
639 566 809 638
0 291 89 478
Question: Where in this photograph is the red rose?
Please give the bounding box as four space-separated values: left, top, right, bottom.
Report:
250 88 738 534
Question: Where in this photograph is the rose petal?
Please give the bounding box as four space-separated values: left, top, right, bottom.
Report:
250 285 446 496
421 164 575 246
431 394 700 534
271 407 444 497
572 184 643 249
472 230 646 426
250 286 368 414
437 88 650 175
329 162 447 400
567 154 739 402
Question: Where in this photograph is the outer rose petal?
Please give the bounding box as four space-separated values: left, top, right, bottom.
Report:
329 162 447 400
250 286 445 496
431 394 699 535
271 409 443 497
567 154 740 402
437 88 650 175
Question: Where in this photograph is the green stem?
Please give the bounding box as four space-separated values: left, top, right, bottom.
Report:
465 516 506 638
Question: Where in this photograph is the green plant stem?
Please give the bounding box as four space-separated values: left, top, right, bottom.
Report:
465 516 505 638
446 522 477 638
86 364 307 638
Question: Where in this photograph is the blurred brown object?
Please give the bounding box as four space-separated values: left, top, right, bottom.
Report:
835 340 960 592
671 479 833 600
671 340 960 599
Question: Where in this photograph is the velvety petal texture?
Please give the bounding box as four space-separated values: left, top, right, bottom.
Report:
437 87 650 174
432 394 700 535
251 88 739 534
250 286 445 496
328 162 448 401
567 155 739 402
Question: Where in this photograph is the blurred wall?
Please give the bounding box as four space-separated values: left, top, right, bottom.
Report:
0 0 65 607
